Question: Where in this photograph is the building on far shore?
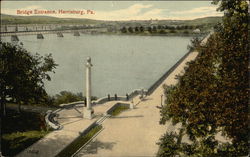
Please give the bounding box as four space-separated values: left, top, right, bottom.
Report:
193 28 201 33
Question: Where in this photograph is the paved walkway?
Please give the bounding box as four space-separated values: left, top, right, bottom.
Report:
16 100 136 157
74 51 199 157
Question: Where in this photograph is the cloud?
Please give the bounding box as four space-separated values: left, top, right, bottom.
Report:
93 4 157 21
1 3 159 20
2 5 42 15
171 6 219 15
1 3 222 21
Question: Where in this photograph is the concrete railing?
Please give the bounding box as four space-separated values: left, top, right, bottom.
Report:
45 110 61 130
146 49 193 95
105 103 130 115
92 96 127 105
92 88 147 105
44 87 148 131
59 101 85 109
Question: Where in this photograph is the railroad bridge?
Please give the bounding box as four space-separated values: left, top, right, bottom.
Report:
0 24 107 40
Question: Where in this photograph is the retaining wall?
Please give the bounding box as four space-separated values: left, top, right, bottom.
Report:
106 103 130 115
147 34 209 95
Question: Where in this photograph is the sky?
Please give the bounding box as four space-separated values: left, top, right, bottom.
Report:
1 1 223 21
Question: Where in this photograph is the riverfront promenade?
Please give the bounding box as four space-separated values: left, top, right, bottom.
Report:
74 32 211 157
16 51 200 157
16 34 213 157
74 51 199 157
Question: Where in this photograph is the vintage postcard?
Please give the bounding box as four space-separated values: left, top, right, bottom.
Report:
0 0 248 157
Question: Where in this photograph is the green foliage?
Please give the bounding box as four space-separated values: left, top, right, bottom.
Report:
53 91 84 105
56 125 102 157
120 26 127 33
0 42 57 110
49 91 97 106
158 0 249 156
157 132 180 157
128 27 134 33
2 130 49 156
110 105 129 116
169 30 177 33
159 30 167 34
139 26 144 32
2 109 49 156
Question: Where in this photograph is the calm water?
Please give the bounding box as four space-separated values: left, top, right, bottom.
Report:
2 34 191 97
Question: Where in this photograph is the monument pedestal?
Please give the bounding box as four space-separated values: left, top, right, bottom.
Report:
83 108 94 119
130 103 134 109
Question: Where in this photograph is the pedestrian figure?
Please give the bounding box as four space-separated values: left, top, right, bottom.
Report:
108 94 111 101
140 89 144 100
126 93 129 101
115 94 117 100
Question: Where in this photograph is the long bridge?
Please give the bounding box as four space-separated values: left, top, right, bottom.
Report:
0 24 108 38
0 24 108 41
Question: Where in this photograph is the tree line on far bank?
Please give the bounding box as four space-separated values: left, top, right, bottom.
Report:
120 25 203 34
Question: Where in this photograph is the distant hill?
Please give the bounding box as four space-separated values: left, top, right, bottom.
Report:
0 14 222 26
0 14 104 25
178 16 222 25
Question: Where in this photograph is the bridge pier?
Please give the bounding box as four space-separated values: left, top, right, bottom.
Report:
74 31 80 36
11 35 19 41
37 34 44 39
57 32 64 37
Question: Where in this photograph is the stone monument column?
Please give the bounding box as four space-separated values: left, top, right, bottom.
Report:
83 57 94 119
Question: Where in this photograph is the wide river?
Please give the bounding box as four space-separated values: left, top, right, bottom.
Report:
2 34 192 97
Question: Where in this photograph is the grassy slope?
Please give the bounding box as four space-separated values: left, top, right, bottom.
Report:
2 109 50 156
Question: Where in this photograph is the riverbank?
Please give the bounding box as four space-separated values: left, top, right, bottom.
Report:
0 29 206 37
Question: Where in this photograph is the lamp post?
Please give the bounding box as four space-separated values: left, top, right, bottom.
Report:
161 94 163 107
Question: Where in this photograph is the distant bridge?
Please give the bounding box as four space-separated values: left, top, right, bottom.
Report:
0 24 107 37
1 30 82 37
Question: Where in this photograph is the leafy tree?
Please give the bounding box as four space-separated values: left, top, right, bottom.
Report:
169 30 176 33
158 0 249 156
53 91 83 105
0 42 57 114
169 26 175 30
164 25 170 29
157 132 180 157
157 25 163 29
0 42 57 155
49 91 97 106
147 26 152 33
120 26 127 33
159 30 166 34
184 25 189 29
152 26 157 32
176 26 182 30
128 27 134 33
139 26 144 32
134 26 139 32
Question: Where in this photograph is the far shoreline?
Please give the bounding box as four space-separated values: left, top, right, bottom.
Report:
0 29 205 37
